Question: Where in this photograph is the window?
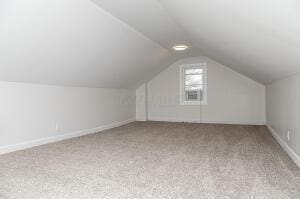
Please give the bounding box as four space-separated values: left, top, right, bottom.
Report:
180 63 207 105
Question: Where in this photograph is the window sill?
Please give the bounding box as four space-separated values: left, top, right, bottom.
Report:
180 101 208 106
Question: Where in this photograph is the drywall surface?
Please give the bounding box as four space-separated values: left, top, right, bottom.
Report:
0 0 175 89
266 74 300 157
146 57 266 125
136 83 147 121
0 81 135 150
160 0 300 84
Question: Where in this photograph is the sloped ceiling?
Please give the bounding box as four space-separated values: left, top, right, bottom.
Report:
159 0 300 84
1 0 299 88
0 0 177 88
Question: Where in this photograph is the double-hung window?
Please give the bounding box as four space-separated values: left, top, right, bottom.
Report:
180 63 207 105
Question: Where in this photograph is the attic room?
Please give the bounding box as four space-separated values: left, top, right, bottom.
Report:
0 0 299 198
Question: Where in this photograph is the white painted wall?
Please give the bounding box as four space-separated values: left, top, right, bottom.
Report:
0 81 135 153
266 74 300 158
145 57 266 125
136 83 147 121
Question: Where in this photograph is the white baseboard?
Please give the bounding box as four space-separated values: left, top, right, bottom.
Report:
267 125 300 168
148 117 265 125
135 118 147 122
0 118 135 155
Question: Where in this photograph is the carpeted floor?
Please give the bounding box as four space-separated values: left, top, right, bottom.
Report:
0 121 299 199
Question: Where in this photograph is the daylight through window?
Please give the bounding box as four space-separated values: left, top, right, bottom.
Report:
180 64 207 105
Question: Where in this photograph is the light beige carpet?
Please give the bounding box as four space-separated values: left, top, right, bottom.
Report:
0 121 299 199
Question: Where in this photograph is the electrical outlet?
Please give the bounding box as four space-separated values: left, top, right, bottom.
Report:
287 130 290 141
55 123 59 132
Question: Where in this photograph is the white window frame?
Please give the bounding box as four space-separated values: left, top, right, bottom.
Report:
180 63 208 105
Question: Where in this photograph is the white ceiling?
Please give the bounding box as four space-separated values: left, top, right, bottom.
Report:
159 0 300 84
91 0 189 50
0 0 177 88
1 0 300 88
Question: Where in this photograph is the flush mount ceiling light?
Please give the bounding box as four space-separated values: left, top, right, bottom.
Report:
173 45 188 51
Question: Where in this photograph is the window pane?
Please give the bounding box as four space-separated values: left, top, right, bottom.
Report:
185 90 198 101
185 74 203 85
185 85 203 91
184 68 203 74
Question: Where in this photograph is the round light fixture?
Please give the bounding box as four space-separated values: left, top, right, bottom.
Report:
173 45 188 51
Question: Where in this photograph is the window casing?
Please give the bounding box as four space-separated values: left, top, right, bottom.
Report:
180 63 207 105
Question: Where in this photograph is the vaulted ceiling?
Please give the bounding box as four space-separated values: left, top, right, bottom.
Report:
1 0 299 88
